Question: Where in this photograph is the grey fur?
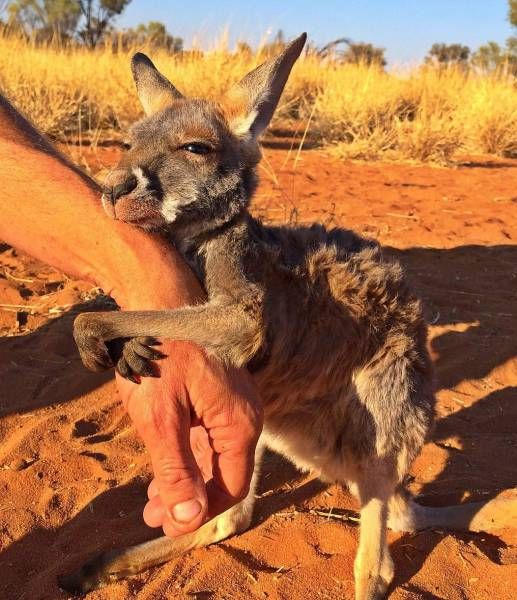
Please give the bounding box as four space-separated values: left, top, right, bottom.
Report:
66 34 517 599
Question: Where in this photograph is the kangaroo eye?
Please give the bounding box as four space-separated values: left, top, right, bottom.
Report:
182 142 212 155
122 141 131 150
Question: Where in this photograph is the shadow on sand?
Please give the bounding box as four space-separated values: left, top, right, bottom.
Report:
0 243 515 597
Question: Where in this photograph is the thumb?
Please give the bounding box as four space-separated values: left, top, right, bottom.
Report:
122 378 208 535
147 398 207 535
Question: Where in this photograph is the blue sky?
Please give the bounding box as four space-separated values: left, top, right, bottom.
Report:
118 0 515 64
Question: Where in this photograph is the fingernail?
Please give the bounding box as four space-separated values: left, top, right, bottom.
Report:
170 499 202 523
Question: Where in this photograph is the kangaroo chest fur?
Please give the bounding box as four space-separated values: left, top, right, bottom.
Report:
174 213 434 480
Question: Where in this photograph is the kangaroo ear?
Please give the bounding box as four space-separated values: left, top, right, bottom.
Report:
131 53 183 116
225 33 307 138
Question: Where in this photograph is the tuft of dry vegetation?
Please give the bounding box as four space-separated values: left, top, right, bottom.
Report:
0 32 515 163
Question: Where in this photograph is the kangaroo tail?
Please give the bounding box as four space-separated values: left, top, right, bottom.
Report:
388 488 517 533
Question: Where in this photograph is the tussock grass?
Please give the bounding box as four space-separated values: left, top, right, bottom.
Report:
0 32 515 163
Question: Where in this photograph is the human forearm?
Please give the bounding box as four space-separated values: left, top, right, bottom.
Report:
0 93 262 537
0 93 203 309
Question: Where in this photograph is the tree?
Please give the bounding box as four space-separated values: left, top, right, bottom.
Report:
509 0 517 27
116 20 183 52
4 0 130 44
6 0 81 41
342 42 386 67
144 21 181 51
471 41 504 71
425 43 470 67
508 35 517 54
470 2 517 75
471 38 517 75
77 0 130 47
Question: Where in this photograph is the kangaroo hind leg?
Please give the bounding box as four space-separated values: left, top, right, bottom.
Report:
353 461 397 600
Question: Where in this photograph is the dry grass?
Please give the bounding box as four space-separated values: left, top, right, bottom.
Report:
0 32 516 162
314 64 517 162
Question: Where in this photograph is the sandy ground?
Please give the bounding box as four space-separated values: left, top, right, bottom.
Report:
0 144 516 600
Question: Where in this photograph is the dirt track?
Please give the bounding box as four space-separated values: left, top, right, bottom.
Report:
0 146 516 599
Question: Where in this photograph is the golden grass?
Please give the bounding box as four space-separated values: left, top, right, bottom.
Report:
0 32 515 162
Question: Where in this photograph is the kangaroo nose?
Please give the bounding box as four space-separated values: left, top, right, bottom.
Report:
111 174 138 203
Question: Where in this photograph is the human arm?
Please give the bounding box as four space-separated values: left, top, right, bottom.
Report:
0 92 262 535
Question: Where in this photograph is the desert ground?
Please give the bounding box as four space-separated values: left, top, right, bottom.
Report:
0 142 516 600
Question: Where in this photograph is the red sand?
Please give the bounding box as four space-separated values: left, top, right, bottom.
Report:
0 146 516 599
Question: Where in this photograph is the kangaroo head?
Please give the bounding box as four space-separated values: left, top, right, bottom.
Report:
102 33 306 236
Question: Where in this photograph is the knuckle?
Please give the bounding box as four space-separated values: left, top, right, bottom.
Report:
74 313 99 339
155 458 194 488
122 346 135 361
136 399 188 443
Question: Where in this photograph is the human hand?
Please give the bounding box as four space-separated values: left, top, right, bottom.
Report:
0 93 262 537
116 340 262 537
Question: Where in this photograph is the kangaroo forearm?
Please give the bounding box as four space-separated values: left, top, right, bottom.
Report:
77 306 243 339
0 92 204 310
75 305 260 365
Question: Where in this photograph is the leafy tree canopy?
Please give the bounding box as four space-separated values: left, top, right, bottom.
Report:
425 43 470 65
115 20 183 52
5 0 131 45
472 36 517 75
509 0 517 27
341 42 386 67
